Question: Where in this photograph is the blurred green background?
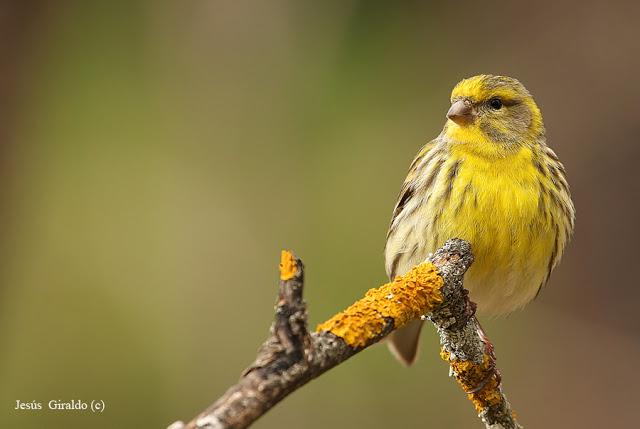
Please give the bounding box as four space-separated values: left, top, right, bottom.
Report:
1 1 639 428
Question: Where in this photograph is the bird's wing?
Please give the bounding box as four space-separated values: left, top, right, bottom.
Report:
384 139 444 366
385 139 440 279
536 145 576 296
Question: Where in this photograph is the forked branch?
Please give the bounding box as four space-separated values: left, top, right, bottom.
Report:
169 239 521 429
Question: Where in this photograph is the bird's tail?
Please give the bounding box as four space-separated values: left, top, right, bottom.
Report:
387 318 423 366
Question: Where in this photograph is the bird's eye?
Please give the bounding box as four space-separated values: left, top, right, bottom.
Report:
489 98 503 110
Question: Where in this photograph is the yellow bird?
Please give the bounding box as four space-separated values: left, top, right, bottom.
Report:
384 75 575 365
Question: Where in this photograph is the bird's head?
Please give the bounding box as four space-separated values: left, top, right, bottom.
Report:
444 75 544 148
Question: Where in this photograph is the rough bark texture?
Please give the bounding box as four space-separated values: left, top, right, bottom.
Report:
169 239 521 429
430 241 522 429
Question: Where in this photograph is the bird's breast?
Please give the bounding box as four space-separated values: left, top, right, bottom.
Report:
429 147 556 315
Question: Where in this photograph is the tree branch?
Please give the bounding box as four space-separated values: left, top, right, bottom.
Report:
169 239 521 429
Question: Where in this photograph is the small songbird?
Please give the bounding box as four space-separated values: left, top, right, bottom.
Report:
385 75 575 365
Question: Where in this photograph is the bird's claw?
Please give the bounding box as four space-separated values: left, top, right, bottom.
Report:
465 320 502 394
465 363 501 394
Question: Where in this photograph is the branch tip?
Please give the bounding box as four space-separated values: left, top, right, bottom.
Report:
279 250 297 281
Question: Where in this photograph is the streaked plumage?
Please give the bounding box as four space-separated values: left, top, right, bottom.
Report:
385 75 574 365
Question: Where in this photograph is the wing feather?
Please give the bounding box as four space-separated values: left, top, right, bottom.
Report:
385 140 441 278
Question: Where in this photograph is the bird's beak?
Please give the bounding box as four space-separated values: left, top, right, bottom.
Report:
447 99 475 126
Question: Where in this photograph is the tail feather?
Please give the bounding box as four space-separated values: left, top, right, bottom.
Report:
387 319 423 366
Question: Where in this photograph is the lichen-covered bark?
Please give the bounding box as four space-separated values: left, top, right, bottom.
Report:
169 239 521 429
316 262 444 348
429 241 520 428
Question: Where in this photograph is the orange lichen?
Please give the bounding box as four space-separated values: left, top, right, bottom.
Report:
279 250 297 281
440 349 503 413
316 262 444 348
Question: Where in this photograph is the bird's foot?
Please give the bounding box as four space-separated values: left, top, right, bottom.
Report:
465 320 502 394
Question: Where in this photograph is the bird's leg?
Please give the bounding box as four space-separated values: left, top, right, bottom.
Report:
465 318 502 394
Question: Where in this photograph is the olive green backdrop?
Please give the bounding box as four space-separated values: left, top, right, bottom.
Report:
1 1 638 428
